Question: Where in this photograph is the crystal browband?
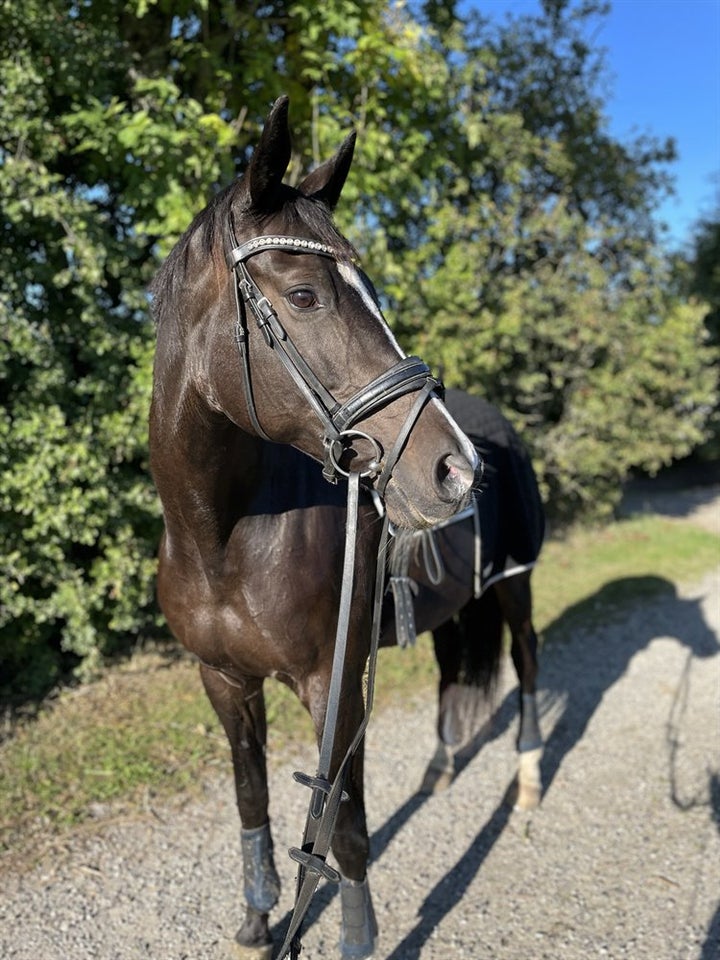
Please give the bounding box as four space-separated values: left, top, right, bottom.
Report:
230 235 341 264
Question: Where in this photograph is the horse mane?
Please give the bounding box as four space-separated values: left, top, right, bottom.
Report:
149 179 358 327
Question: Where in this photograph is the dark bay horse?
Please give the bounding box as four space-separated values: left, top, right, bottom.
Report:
149 97 479 959
383 388 545 810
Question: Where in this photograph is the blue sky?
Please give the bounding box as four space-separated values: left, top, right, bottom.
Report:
472 0 720 250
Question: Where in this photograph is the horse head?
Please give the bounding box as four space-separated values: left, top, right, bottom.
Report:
152 96 477 529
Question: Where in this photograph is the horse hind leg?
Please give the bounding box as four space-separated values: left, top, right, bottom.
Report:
419 682 486 794
199 665 280 959
421 591 505 794
419 616 464 794
495 573 543 810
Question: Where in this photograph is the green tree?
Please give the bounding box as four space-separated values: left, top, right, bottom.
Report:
0 0 400 696
688 203 720 349
1 0 716 696
686 199 720 457
0 2 162 696
342 0 717 521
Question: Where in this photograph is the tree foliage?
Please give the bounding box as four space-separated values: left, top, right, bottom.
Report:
685 199 720 456
331 0 715 518
1 0 717 696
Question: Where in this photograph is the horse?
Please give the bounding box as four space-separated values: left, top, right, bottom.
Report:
149 96 479 960
382 388 545 810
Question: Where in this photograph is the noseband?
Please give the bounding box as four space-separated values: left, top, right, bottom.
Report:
229 233 443 492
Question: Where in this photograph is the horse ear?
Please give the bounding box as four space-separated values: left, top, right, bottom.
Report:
246 96 292 211
298 130 356 209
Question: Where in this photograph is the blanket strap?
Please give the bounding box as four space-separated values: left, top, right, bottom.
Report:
387 497 482 650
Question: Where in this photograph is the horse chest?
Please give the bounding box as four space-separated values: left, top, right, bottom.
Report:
161 510 349 671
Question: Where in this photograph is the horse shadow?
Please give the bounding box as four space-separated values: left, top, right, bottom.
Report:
539 576 719 960
538 576 718 796
271 574 719 958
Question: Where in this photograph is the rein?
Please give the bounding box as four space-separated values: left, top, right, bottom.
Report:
282 474 390 960
226 229 445 959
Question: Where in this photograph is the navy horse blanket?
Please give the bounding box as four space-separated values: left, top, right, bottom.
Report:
443 388 544 592
384 389 545 647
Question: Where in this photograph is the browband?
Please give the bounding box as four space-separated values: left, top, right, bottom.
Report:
230 235 341 265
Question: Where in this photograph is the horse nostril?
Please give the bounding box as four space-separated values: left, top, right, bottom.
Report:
436 452 474 502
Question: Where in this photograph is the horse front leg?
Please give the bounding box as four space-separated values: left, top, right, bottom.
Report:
306 678 377 959
333 744 378 960
495 574 543 810
199 665 280 959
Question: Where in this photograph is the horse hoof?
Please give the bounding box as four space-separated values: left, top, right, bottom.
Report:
340 876 378 959
515 782 541 810
419 741 456 794
419 764 454 794
234 910 273 960
232 943 273 960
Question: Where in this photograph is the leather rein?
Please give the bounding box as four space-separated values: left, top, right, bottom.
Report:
227 230 445 959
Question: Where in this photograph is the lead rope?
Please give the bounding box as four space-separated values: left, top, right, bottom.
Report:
278 472 391 960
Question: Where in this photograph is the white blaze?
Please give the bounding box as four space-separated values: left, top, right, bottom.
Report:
336 261 478 472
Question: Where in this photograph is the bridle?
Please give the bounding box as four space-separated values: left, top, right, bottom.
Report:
228 231 444 493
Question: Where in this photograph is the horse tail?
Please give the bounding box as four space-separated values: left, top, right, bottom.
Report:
431 587 504 746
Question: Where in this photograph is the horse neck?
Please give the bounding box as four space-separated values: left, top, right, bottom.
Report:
149 370 265 561
150 369 353 562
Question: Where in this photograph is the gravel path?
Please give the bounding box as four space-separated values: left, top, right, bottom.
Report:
1 494 718 960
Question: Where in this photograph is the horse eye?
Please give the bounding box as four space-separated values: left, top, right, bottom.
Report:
288 289 316 309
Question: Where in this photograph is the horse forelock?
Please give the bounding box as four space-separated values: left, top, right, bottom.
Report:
233 185 358 267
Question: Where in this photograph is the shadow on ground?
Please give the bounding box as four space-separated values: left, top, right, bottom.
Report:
271 573 719 958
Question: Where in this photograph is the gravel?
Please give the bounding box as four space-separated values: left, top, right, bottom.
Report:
1 492 718 960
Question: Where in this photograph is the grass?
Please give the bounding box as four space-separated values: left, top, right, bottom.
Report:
1 511 717 866
533 512 719 636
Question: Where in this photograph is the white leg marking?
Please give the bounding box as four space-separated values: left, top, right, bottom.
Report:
516 746 543 811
